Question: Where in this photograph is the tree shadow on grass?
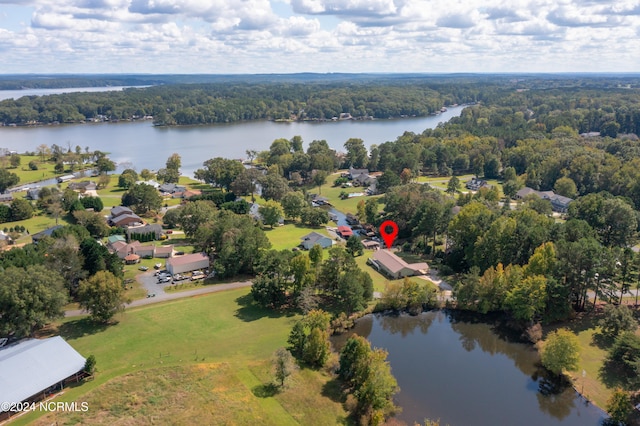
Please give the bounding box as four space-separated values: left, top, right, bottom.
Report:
251 383 279 398
321 378 346 404
57 317 111 340
598 359 633 390
234 293 296 322
591 331 615 350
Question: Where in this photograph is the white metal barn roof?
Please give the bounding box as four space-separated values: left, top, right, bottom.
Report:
0 336 86 405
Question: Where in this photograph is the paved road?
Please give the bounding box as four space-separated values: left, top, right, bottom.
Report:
65 278 253 317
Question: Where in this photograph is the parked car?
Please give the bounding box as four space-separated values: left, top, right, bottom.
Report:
158 276 171 283
139 266 149 271
166 230 173 234
154 263 162 270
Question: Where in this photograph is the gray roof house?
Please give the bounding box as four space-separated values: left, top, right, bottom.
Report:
515 187 573 213
300 232 333 250
0 337 86 409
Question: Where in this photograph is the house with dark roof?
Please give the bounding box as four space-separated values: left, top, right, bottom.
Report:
166 252 209 275
68 181 97 192
110 206 134 218
0 337 86 419
300 232 333 250
370 250 429 279
31 225 63 244
466 177 489 191
26 188 40 200
158 183 186 195
0 192 13 203
515 187 573 213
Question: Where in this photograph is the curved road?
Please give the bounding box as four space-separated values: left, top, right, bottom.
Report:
65 273 253 317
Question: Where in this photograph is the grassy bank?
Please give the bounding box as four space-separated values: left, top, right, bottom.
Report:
16 288 349 425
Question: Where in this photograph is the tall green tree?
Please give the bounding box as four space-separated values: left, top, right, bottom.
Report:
344 138 368 168
0 168 19 192
195 157 245 190
541 329 580 376
78 270 128 323
0 265 67 338
121 183 163 214
259 200 283 228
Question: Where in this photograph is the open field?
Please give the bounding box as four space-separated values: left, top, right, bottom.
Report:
320 173 383 214
17 288 350 425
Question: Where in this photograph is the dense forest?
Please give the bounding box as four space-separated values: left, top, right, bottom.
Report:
1 74 638 127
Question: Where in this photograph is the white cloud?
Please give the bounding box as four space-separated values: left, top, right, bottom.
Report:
0 0 637 72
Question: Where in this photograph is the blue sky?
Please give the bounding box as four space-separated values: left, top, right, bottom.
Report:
0 0 639 74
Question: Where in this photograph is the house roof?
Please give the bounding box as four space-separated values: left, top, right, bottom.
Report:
31 225 63 241
0 337 86 405
337 226 353 236
111 213 142 226
124 253 140 261
167 252 209 267
107 235 126 244
372 250 429 274
301 232 330 244
362 240 380 248
110 206 134 217
155 245 173 254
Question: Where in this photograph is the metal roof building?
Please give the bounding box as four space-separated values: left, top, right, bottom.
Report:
0 336 86 406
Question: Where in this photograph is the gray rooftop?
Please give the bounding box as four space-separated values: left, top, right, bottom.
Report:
301 231 329 244
0 336 86 405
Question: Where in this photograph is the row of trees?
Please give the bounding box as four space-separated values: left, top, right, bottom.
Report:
0 225 129 338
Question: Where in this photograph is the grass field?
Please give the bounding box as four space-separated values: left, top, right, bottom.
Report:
4 155 64 185
263 222 333 251
17 288 350 425
320 173 383 214
545 315 640 410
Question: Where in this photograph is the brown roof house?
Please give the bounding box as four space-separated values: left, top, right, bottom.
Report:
166 252 209 275
370 250 429 279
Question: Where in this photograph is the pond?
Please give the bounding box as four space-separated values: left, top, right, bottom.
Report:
332 311 605 426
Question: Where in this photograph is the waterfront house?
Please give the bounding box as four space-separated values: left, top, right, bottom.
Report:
370 250 429 279
300 232 333 250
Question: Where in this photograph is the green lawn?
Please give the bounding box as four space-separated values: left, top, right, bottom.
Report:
19 288 349 425
264 222 333 251
545 316 640 410
319 173 382 214
4 155 64 185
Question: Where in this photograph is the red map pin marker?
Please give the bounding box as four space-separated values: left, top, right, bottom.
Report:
379 220 399 250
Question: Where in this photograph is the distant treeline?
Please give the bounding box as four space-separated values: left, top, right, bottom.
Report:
0 75 639 127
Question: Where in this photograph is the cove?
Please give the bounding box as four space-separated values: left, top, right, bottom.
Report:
332 311 605 426
0 106 465 178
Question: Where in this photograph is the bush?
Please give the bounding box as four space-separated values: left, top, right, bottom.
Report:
28 161 38 170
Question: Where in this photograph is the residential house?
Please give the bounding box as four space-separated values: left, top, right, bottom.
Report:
106 235 126 247
109 213 143 228
348 167 369 180
31 225 63 244
0 192 13 203
125 224 163 240
68 181 97 192
158 183 186 196
465 177 489 191
26 188 40 200
515 187 574 213
110 206 134 218
300 232 333 250
0 230 13 245
0 337 86 420
124 253 140 264
370 250 429 279
166 252 209 275
154 245 174 258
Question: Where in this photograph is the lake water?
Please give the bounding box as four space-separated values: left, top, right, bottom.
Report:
333 311 605 426
0 86 150 101
0 106 465 178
